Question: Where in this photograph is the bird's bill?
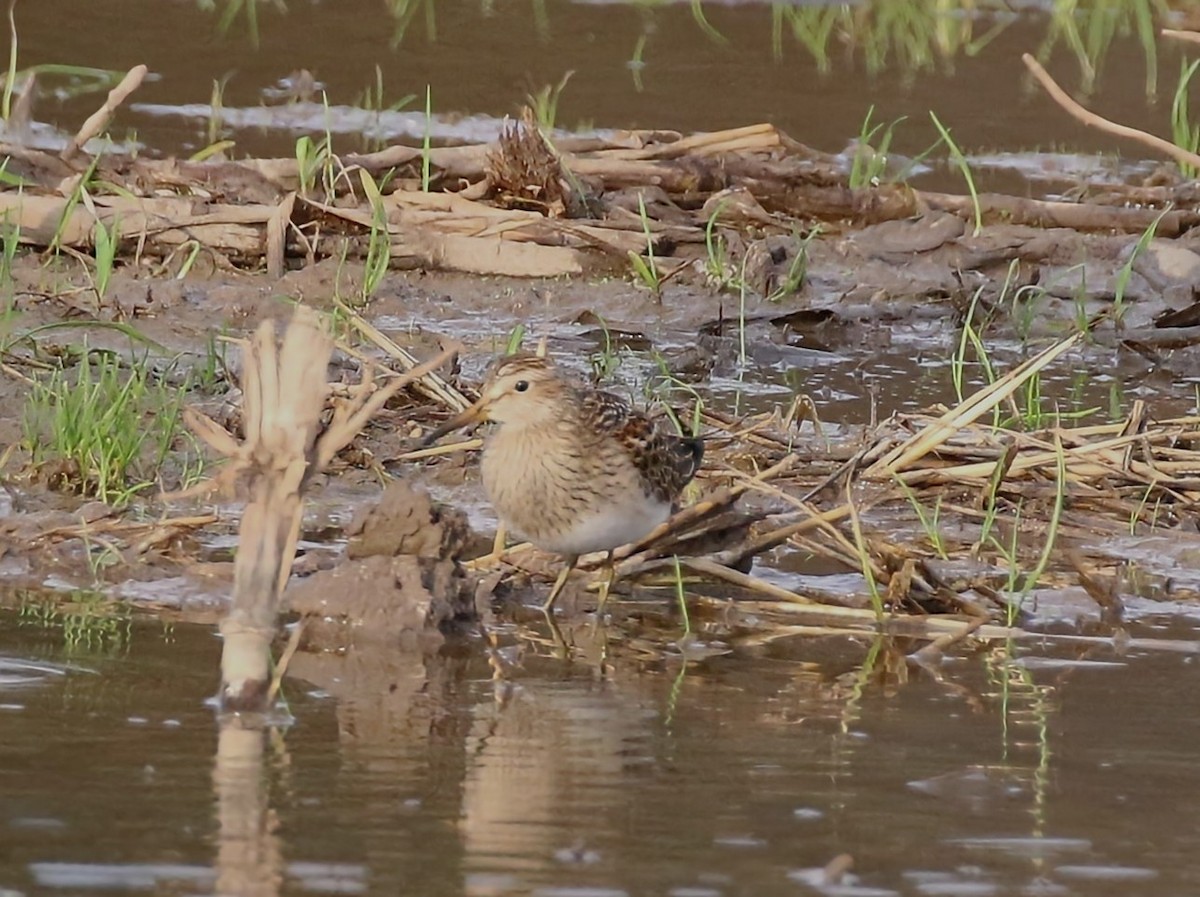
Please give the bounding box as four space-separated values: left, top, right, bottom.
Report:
420 400 488 446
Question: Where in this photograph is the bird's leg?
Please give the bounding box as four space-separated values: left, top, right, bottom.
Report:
594 550 617 617
542 554 579 613
543 612 570 661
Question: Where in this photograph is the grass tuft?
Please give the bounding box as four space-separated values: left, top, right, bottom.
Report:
22 348 197 505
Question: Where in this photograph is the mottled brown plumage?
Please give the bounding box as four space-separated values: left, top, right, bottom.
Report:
423 353 703 610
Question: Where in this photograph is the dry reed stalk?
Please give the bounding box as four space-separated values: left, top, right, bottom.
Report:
611 453 798 566
662 122 779 149
892 422 1200 503
716 465 899 586
701 407 798 450
711 502 853 570
266 192 297 279
392 438 483 462
204 311 331 711
866 333 1081 476
30 513 218 541
754 598 1200 655
463 540 535 572
331 298 469 412
677 556 820 604
917 190 1196 234
741 597 1012 638
908 617 989 664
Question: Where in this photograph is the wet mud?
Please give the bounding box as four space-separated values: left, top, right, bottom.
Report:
3 209 1200 634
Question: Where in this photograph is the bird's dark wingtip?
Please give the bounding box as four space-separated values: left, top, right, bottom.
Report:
680 435 704 482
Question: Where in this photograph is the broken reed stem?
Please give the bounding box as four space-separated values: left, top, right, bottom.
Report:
609 453 797 569
219 309 332 712
1022 53 1200 172
681 556 817 603
332 297 470 412
191 307 454 712
316 346 457 468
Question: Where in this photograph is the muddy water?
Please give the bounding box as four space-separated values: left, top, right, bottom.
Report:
15 0 1194 179
1 604 1199 896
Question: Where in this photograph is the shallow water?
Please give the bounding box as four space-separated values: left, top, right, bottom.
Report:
3 606 1200 896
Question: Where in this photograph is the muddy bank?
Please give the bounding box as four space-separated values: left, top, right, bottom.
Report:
4 36 1200 658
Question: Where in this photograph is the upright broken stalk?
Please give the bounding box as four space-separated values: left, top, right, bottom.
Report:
181 305 455 712
214 310 332 710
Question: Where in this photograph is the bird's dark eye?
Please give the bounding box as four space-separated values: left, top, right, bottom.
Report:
514 380 530 393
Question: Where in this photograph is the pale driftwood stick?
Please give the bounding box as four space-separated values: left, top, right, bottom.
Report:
1022 53 1200 172
1162 29 1200 46
266 192 296 279
918 190 1198 236
60 64 148 164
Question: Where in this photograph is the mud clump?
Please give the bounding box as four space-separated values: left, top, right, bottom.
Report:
286 479 477 650
345 480 471 561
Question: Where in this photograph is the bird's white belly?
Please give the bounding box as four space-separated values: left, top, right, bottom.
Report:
541 494 672 556
481 422 674 556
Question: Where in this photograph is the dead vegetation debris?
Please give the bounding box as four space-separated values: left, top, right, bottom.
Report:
6 51 1200 290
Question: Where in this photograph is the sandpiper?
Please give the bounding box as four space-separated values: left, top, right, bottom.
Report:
423 353 704 611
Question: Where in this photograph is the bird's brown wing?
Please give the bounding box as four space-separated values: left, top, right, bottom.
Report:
576 387 635 433
576 386 703 502
638 428 704 503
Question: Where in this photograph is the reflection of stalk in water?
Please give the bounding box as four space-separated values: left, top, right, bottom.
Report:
987 648 1053 839
206 0 288 49
772 4 836 71
840 633 886 737
664 655 688 731
532 0 550 42
663 557 692 730
384 0 437 48
774 2 1009 80
689 0 728 46
1037 0 1165 97
213 722 283 897
629 30 649 95
823 635 902 816
203 0 1169 104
